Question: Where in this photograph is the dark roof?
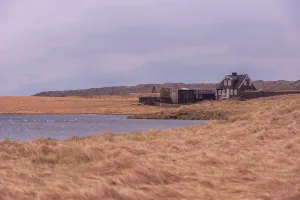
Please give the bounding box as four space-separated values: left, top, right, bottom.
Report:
167 87 191 91
194 89 216 94
216 73 248 89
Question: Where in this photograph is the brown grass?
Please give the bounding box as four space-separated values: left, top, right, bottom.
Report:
0 95 162 114
0 94 300 199
129 100 231 120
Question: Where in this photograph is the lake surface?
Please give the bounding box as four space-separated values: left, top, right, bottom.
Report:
0 114 207 141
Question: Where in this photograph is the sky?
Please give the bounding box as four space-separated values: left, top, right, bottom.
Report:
0 0 299 95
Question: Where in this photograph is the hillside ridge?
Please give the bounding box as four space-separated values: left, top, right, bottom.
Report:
33 80 300 97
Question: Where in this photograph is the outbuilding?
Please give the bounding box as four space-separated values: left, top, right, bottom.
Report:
169 87 196 104
194 90 216 101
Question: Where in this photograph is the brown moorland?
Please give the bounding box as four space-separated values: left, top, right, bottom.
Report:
0 94 162 114
0 94 300 199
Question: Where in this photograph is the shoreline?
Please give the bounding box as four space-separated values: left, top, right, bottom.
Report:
128 107 229 120
0 112 218 121
0 114 209 142
0 112 134 115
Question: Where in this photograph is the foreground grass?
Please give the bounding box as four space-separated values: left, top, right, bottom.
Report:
0 94 162 114
1 94 300 199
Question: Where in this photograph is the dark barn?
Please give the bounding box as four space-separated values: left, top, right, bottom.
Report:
178 89 197 104
194 90 216 101
158 87 216 105
169 88 196 104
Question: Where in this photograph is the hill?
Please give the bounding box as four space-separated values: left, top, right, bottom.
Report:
33 80 300 97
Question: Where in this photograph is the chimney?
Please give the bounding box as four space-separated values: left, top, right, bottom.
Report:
232 72 237 76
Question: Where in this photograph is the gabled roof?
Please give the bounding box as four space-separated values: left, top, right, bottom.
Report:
159 87 171 98
216 73 248 89
159 87 171 92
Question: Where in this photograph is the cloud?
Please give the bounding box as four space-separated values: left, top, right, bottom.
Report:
0 0 299 95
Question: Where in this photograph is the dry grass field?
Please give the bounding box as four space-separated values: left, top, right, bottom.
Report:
0 94 300 199
0 94 161 114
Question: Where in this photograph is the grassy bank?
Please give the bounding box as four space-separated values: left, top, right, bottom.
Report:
128 100 243 120
129 95 300 120
0 94 300 199
128 105 228 120
0 95 162 114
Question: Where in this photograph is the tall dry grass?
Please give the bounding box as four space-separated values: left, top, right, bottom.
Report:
0 95 162 114
0 95 300 199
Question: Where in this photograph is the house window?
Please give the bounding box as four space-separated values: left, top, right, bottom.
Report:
222 90 225 96
218 90 221 95
230 89 233 95
224 80 228 86
244 81 248 86
228 79 232 86
234 89 238 95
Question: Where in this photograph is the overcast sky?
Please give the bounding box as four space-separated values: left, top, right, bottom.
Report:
1 0 299 95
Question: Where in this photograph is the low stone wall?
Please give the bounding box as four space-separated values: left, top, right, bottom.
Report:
159 97 173 104
239 91 300 100
139 97 160 105
139 97 172 105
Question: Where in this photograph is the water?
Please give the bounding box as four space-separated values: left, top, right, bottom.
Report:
0 114 207 141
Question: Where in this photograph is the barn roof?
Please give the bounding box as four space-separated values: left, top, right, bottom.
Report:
194 89 216 94
166 87 191 91
180 88 190 90
216 73 248 89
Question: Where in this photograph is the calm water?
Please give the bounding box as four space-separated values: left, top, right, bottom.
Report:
0 114 206 141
